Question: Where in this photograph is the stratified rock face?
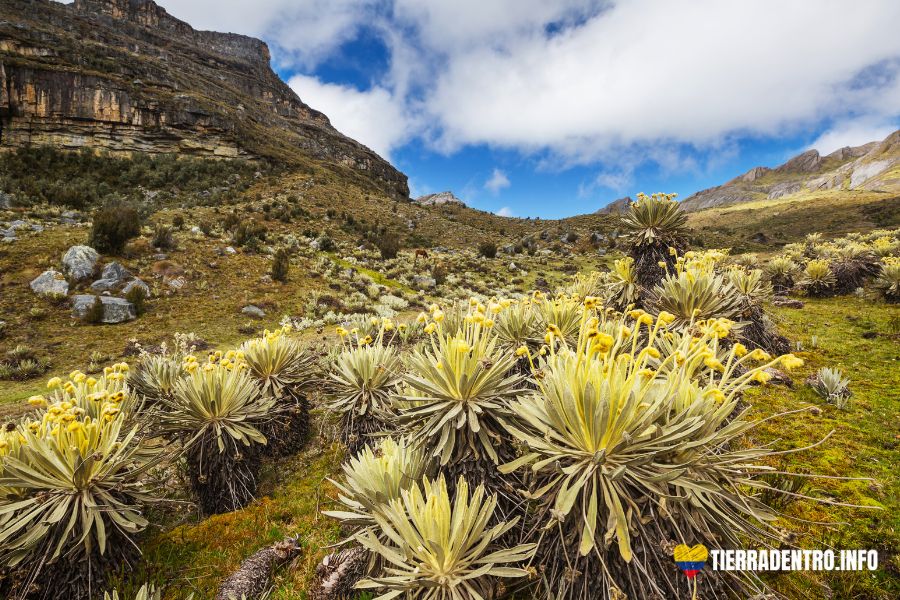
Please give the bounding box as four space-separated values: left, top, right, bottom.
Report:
680 129 900 212
0 0 409 197
414 191 465 206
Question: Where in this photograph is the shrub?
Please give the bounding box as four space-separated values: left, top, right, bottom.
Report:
798 259 836 297
621 192 687 288
151 224 175 250
232 221 268 250
271 247 291 283
0 344 49 381
84 295 106 324
89 200 142 254
125 285 148 316
172 215 185 229
873 257 900 302
374 230 401 259
315 232 335 252
478 241 497 258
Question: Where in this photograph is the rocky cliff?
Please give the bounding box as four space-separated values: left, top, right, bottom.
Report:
414 191 465 206
680 130 899 211
0 0 409 197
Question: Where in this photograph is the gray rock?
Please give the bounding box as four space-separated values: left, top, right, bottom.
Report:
62 245 100 282
90 278 118 292
71 295 136 324
509 262 518 271
151 253 169 261
773 297 804 309
242 305 266 318
101 261 132 283
309 239 321 250
122 278 151 297
30 223 44 233
411 275 437 290
225 246 237 255
190 226 202 234
30 270 69 297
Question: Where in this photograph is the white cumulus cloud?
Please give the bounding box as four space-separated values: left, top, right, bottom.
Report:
287 75 416 159
484 168 511 193
495 206 515 217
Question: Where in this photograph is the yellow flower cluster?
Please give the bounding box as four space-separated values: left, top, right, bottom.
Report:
183 349 246 374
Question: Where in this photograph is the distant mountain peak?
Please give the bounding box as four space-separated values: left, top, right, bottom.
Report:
414 191 465 206
680 129 900 212
596 196 633 214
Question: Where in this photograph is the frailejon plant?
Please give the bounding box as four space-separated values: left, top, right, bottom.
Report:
603 256 640 310
650 266 743 329
102 584 160 600
491 298 537 353
157 355 273 514
240 326 317 457
533 293 583 346
0 377 161 600
354 475 536 600
873 257 900 302
401 304 525 491
326 323 404 453
798 259 836 297
621 192 687 290
809 366 852 409
764 255 799 295
324 436 429 538
501 306 808 599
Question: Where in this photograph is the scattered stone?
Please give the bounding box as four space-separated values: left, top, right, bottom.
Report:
71 295 136 324
773 297 804 308
763 367 793 388
123 278 151 297
30 270 69 297
509 262 518 271
411 275 437 290
534 276 550 290
151 253 169 261
90 278 118 292
225 246 237 255
241 305 266 318
259 275 273 285
61 245 100 282
190 226 202 234
101 261 132 283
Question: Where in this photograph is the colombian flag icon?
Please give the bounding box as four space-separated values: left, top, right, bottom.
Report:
674 544 708 579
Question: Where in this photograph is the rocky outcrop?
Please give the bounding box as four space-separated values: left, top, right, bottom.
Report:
680 130 900 212
0 0 408 197
414 191 465 206
596 196 633 214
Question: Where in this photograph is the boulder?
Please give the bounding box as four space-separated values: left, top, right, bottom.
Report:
30 270 69 297
123 278 151 297
101 261 132 283
241 305 266 318
411 275 437 290
72 295 136 323
62 245 100 282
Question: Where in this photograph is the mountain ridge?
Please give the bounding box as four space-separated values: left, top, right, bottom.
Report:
680 129 900 212
0 0 409 197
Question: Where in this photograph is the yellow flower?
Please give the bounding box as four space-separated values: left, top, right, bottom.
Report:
638 314 654 326
336 326 349 337
424 322 436 335
753 370 773 384
433 309 445 323
382 318 395 331
704 389 725 403
779 354 804 370
47 377 62 389
733 343 748 357
642 347 661 359
704 356 725 372
748 349 771 362
361 335 373 346
515 345 529 357
627 309 646 320
28 395 47 407
656 311 676 326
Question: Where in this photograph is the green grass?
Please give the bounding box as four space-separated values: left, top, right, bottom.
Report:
747 297 900 599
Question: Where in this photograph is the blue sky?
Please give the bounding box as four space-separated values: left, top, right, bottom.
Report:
158 0 900 218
